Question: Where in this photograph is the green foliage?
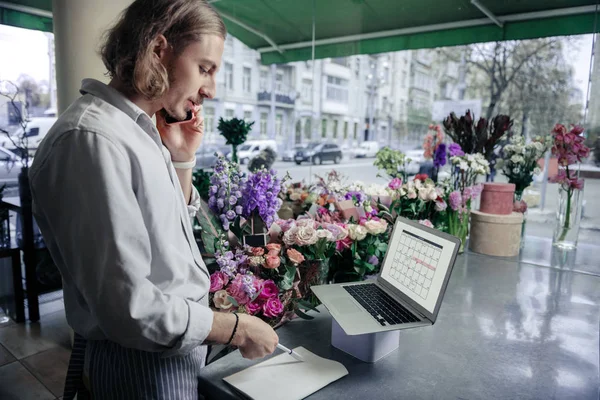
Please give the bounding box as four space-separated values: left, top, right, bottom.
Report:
217 117 254 163
373 147 409 181
594 137 600 167
192 169 213 201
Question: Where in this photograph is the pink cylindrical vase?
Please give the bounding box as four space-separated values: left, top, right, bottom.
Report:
479 183 515 215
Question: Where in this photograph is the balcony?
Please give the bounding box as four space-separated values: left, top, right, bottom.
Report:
257 90 296 108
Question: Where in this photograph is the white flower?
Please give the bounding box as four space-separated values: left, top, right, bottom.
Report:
459 161 469 171
364 205 373 214
289 192 301 201
511 155 524 164
348 224 368 241
364 220 388 235
533 167 541 175
316 229 334 241
513 167 521 174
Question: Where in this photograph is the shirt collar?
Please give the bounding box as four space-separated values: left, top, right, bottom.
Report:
79 78 162 146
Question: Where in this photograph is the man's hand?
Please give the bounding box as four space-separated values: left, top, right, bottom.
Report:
156 105 204 162
232 314 278 360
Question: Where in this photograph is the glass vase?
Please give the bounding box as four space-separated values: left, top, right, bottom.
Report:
514 190 527 249
552 185 584 250
448 210 469 253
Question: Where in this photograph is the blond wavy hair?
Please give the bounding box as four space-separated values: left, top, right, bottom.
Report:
100 0 226 100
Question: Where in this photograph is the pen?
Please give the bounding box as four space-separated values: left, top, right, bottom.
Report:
276 343 304 361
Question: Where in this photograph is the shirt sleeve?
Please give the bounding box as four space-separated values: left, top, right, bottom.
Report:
30 130 213 354
187 184 201 218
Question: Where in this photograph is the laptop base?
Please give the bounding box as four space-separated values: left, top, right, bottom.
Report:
331 317 399 363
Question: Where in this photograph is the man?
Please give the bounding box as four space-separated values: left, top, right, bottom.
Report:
29 0 278 398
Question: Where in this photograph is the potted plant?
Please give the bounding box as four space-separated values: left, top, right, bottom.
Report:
217 117 253 164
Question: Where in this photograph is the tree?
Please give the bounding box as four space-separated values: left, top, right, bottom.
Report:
440 38 562 120
508 39 583 140
16 74 50 110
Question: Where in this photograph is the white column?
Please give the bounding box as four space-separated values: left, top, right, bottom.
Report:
52 0 134 114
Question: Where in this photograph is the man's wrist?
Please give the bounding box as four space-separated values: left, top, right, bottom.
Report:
231 313 247 347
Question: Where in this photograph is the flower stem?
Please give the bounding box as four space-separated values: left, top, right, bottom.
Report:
558 166 572 242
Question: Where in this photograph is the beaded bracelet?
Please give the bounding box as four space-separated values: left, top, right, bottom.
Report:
226 312 239 345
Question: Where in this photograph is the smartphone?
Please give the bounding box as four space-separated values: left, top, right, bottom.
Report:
163 109 194 125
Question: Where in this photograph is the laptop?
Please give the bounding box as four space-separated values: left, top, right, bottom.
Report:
311 217 461 335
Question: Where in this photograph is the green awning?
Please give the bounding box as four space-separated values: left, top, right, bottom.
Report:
0 0 52 32
2 0 600 64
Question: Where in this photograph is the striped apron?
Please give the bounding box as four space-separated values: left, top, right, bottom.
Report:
64 333 207 399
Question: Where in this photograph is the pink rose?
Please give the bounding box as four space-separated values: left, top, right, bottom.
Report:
513 200 528 213
336 237 353 251
388 178 402 190
259 280 279 300
419 219 434 228
265 243 282 255
213 290 234 310
264 255 281 269
250 247 265 256
209 271 229 293
286 248 305 265
228 275 250 305
262 297 284 318
245 299 263 315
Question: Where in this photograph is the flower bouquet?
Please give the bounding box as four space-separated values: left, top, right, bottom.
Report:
499 134 551 198
549 124 590 249
208 237 319 328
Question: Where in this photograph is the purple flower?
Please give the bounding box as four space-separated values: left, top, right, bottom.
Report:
448 143 464 157
241 168 282 229
449 191 462 211
226 210 236 220
228 195 238 205
235 205 243 215
433 143 447 168
368 255 379 266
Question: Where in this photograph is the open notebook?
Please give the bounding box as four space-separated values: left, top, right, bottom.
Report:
223 346 348 400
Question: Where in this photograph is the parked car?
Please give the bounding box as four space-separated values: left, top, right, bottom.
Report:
0 117 58 156
0 146 27 187
282 144 307 162
294 142 342 165
195 144 230 170
353 141 380 158
228 139 278 164
404 147 425 175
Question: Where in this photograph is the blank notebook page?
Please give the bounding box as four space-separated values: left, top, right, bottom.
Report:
223 346 349 400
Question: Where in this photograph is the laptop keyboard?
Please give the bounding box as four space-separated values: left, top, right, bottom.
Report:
343 283 420 326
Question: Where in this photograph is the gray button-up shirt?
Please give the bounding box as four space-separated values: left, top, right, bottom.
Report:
30 79 213 356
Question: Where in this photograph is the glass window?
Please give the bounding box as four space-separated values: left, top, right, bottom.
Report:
204 106 215 141
275 70 283 92
25 127 39 137
343 121 349 139
243 67 252 93
321 118 327 138
243 111 252 121
302 79 312 102
224 63 234 90
259 69 269 91
332 120 338 139
326 75 349 103
276 114 283 136
225 109 234 119
260 112 268 136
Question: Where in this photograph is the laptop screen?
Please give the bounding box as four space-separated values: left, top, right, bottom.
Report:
379 219 457 315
